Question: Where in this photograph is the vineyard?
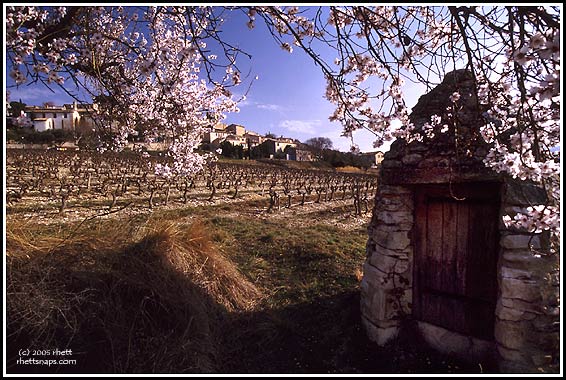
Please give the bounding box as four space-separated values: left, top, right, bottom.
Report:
6 149 378 220
5 4 559 374
5 148 486 374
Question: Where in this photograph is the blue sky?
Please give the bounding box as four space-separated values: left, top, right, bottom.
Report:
5 6 427 152
216 9 379 152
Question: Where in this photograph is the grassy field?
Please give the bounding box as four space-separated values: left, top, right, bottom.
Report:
6 193 485 374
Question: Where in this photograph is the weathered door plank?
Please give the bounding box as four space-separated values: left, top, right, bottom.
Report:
414 183 500 340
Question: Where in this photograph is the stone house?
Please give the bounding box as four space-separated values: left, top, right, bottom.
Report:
26 102 97 132
361 70 559 373
286 143 317 161
267 137 297 154
203 123 229 145
244 131 263 148
226 123 246 136
224 134 247 147
203 123 267 152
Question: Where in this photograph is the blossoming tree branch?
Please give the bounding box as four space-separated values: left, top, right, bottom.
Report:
6 5 560 248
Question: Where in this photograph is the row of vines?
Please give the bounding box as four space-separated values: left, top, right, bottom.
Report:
6 149 378 216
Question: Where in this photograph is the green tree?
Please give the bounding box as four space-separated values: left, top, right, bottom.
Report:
250 141 273 159
9 101 26 118
220 141 244 159
305 137 333 151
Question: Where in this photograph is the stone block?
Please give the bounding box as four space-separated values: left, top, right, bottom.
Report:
374 230 411 251
369 253 409 274
374 210 413 225
383 145 403 159
361 263 409 324
372 223 412 233
503 180 547 206
526 330 560 351
501 235 542 250
362 316 399 346
500 266 534 281
361 262 390 289
361 284 382 317
401 153 423 166
418 321 471 355
500 277 541 302
417 321 497 364
499 297 544 315
360 288 384 321
381 160 403 169
501 298 514 308
360 264 379 290
366 288 395 321
407 141 429 153
502 249 547 265
494 320 528 350
496 345 527 363
360 278 380 321
496 305 525 322
417 157 450 169
378 185 412 195
379 195 414 212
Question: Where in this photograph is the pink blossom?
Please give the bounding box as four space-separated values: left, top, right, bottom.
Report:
450 92 460 103
529 33 546 49
512 46 532 66
9 68 26 84
281 42 293 53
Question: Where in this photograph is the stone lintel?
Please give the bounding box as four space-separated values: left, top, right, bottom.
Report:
377 184 413 196
381 166 501 185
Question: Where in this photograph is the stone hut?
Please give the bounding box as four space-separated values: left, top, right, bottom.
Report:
360 70 559 373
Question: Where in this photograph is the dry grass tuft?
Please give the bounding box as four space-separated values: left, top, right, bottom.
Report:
6 216 261 373
131 217 262 312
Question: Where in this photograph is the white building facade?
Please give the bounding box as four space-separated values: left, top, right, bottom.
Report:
25 102 96 132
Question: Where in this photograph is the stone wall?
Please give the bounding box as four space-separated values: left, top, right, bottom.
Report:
361 185 413 345
361 70 560 373
495 180 560 373
362 177 560 373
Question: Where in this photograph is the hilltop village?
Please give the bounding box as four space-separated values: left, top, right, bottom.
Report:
7 101 384 168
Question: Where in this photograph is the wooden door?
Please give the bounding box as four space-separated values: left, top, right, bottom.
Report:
413 183 500 340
